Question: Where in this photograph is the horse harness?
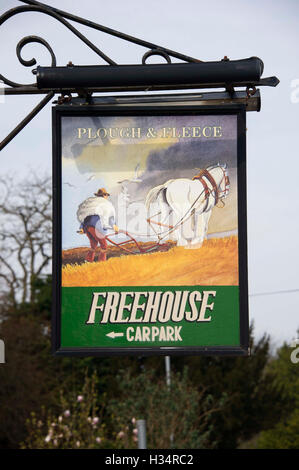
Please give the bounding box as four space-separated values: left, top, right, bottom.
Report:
192 168 220 212
192 167 230 210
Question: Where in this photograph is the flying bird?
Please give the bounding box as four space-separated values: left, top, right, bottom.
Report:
117 163 143 184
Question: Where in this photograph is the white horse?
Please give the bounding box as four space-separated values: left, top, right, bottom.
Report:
145 164 230 248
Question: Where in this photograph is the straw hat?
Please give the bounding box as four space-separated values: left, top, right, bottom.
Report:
94 188 110 197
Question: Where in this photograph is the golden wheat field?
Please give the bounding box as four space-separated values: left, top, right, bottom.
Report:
62 236 239 287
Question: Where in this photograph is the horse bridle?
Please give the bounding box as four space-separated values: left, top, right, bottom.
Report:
217 165 230 199
192 165 230 206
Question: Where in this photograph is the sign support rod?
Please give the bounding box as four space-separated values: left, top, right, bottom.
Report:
165 356 171 387
165 356 174 446
137 419 147 449
0 91 54 151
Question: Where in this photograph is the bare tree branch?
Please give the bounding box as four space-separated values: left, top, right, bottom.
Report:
0 173 52 305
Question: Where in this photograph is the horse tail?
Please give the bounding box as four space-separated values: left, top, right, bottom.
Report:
145 183 166 210
145 179 176 209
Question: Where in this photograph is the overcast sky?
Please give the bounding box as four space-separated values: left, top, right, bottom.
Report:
1 0 299 347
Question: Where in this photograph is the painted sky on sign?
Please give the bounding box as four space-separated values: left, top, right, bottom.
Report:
61 114 238 249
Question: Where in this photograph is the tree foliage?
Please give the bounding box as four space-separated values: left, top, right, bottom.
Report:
0 314 55 448
267 340 299 411
107 367 226 449
171 329 284 448
257 408 299 449
256 340 299 449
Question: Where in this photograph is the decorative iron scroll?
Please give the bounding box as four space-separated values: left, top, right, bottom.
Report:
0 0 279 151
0 0 200 90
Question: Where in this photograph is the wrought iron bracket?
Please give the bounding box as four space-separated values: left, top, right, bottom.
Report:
54 90 262 112
0 0 279 151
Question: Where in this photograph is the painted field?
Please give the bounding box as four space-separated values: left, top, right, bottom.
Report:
62 236 239 287
62 240 176 265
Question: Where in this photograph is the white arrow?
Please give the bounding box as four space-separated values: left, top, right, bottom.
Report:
106 331 124 339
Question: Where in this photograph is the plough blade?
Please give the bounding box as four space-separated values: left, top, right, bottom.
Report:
105 230 164 255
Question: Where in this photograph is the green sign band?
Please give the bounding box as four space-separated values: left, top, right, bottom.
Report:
61 286 240 349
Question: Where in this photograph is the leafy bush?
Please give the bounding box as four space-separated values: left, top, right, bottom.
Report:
258 408 299 449
257 339 299 449
108 367 226 449
23 374 108 449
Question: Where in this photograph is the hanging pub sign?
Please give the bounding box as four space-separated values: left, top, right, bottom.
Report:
52 102 249 356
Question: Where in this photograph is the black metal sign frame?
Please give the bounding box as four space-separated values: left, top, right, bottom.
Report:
52 101 249 357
